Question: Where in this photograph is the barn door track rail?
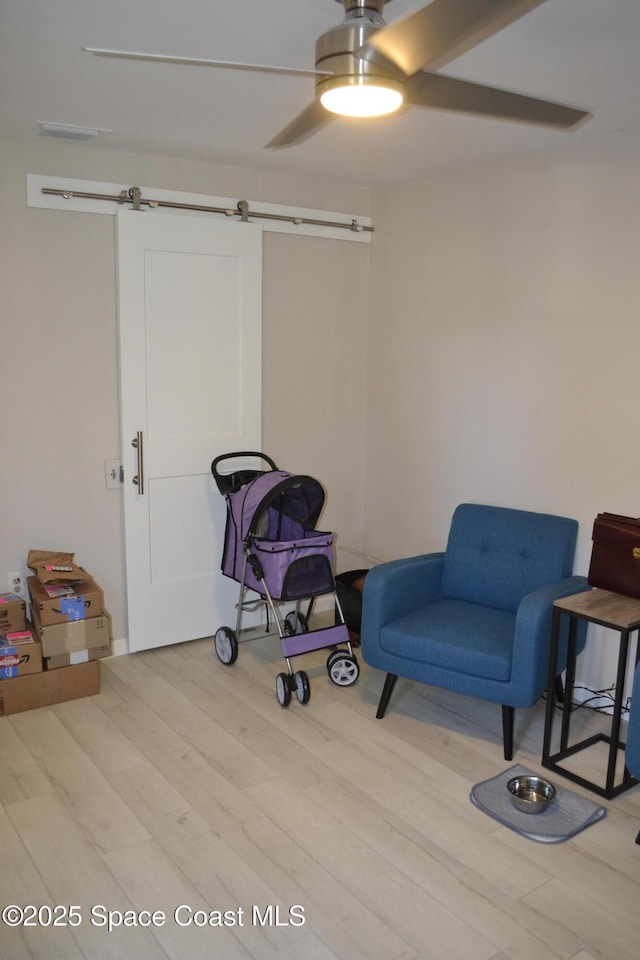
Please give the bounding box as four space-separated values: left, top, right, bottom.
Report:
41 185 373 234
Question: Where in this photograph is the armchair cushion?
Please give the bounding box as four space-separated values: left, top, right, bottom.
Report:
380 599 515 681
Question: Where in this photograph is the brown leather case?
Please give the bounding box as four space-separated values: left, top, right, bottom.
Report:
587 512 640 598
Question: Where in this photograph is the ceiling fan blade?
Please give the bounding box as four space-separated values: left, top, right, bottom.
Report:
83 47 329 79
265 101 335 149
406 71 591 129
360 0 548 76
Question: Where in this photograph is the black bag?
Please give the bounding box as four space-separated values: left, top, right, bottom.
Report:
587 512 640 599
335 569 369 642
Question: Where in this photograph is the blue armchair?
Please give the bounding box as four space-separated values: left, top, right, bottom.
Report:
625 661 640 844
361 504 588 760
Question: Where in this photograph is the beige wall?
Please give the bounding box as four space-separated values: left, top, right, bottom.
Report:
263 233 367 559
365 130 640 692
0 137 370 643
3 128 639 693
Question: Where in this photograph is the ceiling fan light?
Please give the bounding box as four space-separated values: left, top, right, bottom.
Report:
319 76 404 118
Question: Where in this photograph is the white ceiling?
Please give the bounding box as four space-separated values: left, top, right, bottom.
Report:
2 0 639 188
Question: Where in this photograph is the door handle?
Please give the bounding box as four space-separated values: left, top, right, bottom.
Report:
131 431 144 495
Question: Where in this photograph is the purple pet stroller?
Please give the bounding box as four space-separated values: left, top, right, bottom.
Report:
211 452 359 706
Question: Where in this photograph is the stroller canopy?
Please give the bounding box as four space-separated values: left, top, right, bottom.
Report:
230 470 326 543
218 465 333 597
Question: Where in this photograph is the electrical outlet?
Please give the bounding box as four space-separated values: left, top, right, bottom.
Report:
8 572 24 596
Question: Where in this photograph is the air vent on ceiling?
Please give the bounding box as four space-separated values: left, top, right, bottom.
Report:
37 122 110 141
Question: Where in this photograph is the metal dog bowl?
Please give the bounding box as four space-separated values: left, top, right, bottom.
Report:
507 775 556 814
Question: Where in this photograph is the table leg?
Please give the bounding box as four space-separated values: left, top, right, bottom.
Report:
606 628 630 794
543 607 562 762
560 614 577 752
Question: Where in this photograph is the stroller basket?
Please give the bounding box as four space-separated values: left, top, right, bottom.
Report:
211 451 360 707
249 529 335 600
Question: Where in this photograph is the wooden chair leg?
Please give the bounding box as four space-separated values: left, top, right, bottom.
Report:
376 673 398 719
502 705 515 761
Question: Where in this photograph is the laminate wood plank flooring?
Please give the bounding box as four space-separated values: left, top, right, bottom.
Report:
0 626 639 960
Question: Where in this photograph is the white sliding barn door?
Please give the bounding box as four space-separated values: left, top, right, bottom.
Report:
116 209 262 652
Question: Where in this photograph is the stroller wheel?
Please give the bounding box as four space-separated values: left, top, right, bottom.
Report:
276 672 292 707
328 653 360 687
284 611 308 636
326 649 344 670
214 627 238 665
294 670 311 705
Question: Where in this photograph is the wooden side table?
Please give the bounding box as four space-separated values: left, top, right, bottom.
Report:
542 588 640 799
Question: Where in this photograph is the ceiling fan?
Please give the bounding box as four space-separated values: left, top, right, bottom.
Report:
84 0 591 148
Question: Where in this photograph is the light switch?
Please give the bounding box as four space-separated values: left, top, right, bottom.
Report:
104 459 123 489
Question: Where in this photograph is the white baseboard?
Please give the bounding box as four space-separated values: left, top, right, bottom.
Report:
111 637 129 657
109 594 336 660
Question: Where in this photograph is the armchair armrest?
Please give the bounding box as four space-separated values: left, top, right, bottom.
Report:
361 553 445 643
625 661 640 778
511 575 589 703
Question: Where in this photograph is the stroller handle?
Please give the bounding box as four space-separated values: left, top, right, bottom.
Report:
211 451 279 495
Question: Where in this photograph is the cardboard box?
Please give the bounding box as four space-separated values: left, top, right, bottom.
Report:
28 572 104 626
32 606 113 659
46 642 112 670
0 630 43 678
0 661 100 716
0 592 27 635
27 549 86 584
2 629 33 644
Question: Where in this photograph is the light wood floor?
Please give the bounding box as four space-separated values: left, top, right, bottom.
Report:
1 624 639 960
